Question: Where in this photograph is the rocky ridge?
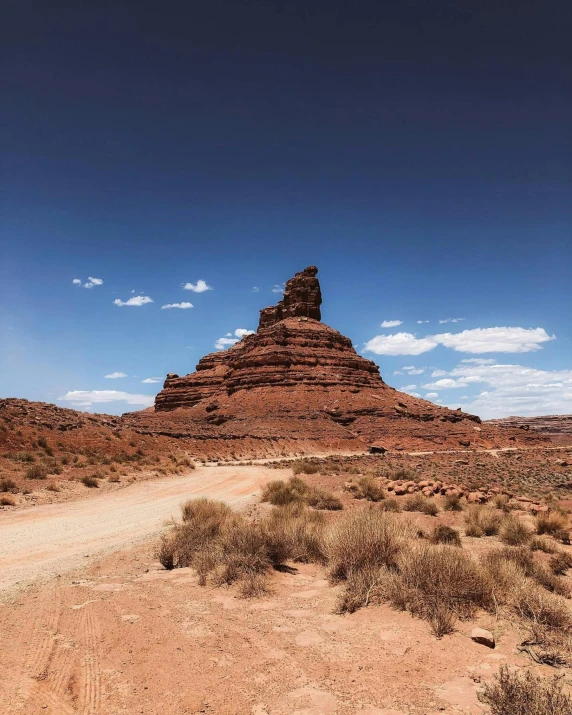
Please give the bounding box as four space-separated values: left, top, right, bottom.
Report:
486 414 572 443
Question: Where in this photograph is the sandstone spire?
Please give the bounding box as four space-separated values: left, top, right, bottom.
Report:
258 265 322 330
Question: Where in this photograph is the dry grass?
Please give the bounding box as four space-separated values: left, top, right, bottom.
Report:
500 515 532 546
0 478 18 493
465 505 503 537
402 493 439 516
536 511 569 538
549 552 572 576
347 476 385 502
429 524 462 547
262 477 341 510
81 475 99 488
492 494 513 513
379 497 401 512
25 464 48 480
530 536 558 554
443 493 463 511
479 664 572 715
0 495 15 506
291 460 319 475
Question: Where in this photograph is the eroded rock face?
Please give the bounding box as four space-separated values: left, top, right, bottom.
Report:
258 265 322 329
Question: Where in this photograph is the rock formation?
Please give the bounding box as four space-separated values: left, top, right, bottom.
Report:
486 414 572 444
127 266 547 456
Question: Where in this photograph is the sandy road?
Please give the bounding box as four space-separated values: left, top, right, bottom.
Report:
0 465 280 593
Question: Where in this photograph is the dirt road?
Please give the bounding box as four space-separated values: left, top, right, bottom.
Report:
0 465 281 593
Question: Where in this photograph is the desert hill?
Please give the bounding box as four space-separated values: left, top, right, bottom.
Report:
487 414 572 444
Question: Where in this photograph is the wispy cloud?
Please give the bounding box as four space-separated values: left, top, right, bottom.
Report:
416 320 430 324
161 302 193 310
114 296 153 307
364 327 554 356
214 328 255 350
439 317 465 324
425 392 438 398
141 377 163 384
104 372 127 379
380 320 403 328
73 276 104 289
251 286 260 292
271 284 285 294
59 390 155 409
183 279 212 293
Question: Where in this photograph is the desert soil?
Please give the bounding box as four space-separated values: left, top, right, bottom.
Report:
1 464 564 715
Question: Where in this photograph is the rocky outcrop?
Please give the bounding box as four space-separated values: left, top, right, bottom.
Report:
258 265 322 329
139 266 548 454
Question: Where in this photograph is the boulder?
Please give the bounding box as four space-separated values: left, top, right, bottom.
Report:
471 628 495 648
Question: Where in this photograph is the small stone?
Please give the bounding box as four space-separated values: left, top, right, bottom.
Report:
471 627 495 648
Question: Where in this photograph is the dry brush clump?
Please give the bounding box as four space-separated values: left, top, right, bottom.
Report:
500 515 532 546
262 476 342 510
345 475 386 502
465 505 503 537
402 493 439 516
429 524 462 547
536 511 569 543
479 664 572 715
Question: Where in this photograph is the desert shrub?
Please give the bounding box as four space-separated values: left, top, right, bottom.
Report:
483 547 569 598
292 460 319 475
261 504 327 564
0 478 18 493
443 493 463 511
530 536 558 554
45 483 60 492
550 552 572 576
181 497 231 525
61 455 70 465
465 506 503 537
262 478 307 506
536 511 568 537
25 464 48 480
379 497 401 512
492 493 513 513
262 477 341 510
349 476 385 502
390 543 493 622
403 493 439 516
305 487 343 510
81 475 99 488
328 507 415 584
14 452 35 463
479 664 572 715
108 473 120 483
0 495 15 506
500 515 532 546
37 436 48 449
429 524 462 547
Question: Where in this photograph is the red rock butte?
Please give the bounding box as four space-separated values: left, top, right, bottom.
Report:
125 266 545 455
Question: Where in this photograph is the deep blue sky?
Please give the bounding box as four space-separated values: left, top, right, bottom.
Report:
1 1 571 417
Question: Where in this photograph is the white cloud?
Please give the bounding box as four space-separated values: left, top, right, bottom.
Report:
364 326 555 356
460 358 497 365
183 279 212 293
423 378 466 390
104 372 127 379
444 362 572 419
215 337 238 350
439 317 465 324
436 327 554 353
252 286 260 292
417 320 430 324
425 392 439 398
402 384 417 390
161 302 194 310
73 276 104 288
363 332 438 356
114 296 153 307
406 368 425 375
215 328 255 350
381 320 403 328
59 390 155 409
271 284 285 294
431 369 447 377
142 377 163 384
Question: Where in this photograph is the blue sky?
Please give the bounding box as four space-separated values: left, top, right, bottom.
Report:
1 1 571 418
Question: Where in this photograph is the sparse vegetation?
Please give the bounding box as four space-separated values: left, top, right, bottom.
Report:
25 464 48 479
0 478 18 493
81 475 100 488
443 493 463 511
291 460 319 475
465 505 503 537
0 495 15 506
262 477 341 510
429 524 462 546
536 511 568 538
346 475 385 502
479 664 572 715
402 493 439 516
500 515 531 546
